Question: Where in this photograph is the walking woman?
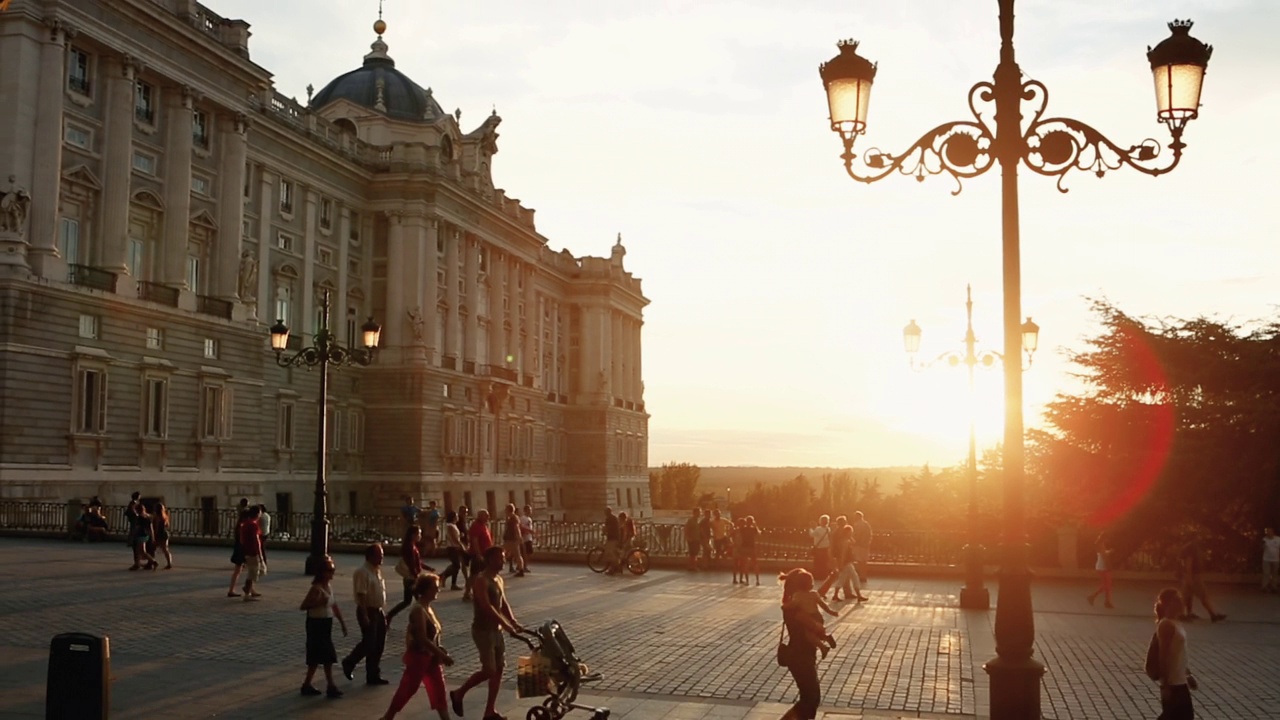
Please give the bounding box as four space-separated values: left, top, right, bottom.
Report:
128 500 157 571
388 525 424 622
737 516 761 585
1086 532 1114 608
378 573 455 720
1153 587 1198 719
779 568 823 720
299 556 348 699
154 502 174 569
440 511 465 591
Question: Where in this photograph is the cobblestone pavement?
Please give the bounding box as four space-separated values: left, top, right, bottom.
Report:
0 538 1277 719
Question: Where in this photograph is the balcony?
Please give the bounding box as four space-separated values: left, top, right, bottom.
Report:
138 281 179 307
484 365 518 383
462 360 476 375
442 356 457 370
68 265 118 292
196 295 233 319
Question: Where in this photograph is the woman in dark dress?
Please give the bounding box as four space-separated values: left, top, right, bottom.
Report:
388 525 424 622
154 502 174 569
779 568 822 720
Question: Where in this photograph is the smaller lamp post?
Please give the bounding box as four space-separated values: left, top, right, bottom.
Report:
904 286 1039 609
270 290 381 574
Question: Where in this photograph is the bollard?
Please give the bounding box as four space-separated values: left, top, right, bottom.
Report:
46 632 110 719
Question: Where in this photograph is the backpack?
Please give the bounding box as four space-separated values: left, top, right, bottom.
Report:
1143 631 1161 681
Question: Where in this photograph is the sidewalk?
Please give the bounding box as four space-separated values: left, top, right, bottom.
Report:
0 537 1276 719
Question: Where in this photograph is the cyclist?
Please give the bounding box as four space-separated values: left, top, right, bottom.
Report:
602 508 622 575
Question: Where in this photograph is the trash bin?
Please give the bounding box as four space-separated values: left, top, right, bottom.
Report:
46 632 110 719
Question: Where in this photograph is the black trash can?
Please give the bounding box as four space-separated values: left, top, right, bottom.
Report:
46 632 110 719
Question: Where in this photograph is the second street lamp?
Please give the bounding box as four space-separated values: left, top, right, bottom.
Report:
270 289 381 575
904 285 1039 611
820 2 1210 717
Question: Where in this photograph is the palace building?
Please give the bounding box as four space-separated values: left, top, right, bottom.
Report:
0 0 651 521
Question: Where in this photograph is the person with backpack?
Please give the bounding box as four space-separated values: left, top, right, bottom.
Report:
1148 587 1198 719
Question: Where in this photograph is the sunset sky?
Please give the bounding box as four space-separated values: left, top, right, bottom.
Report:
216 0 1280 469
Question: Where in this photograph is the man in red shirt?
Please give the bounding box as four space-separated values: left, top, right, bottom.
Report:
462 509 492 602
238 505 264 600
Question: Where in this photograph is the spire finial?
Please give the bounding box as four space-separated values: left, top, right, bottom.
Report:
373 0 387 36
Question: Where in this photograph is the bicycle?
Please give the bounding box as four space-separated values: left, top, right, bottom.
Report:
586 540 649 575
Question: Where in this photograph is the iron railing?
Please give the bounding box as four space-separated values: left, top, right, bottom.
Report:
138 281 180 307
68 265 118 292
197 295 234 319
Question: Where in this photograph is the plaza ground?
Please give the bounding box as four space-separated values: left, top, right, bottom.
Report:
0 538 1277 719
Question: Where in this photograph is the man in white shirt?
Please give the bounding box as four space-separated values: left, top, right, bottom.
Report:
519 505 535 573
1263 527 1280 593
809 515 833 582
341 543 389 685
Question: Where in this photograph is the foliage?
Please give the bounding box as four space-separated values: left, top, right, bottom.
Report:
1029 299 1280 571
648 462 701 509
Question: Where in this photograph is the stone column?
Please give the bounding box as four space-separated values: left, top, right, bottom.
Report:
336 206 351 341
634 317 644 403
216 113 247 301
462 234 479 365
255 168 274 315
423 219 439 357
384 211 405 347
301 191 318 337
27 19 69 278
442 224 459 361
99 56 139 275
551 301 561 395
487 249 505 367
523 265 536 382
611 310 623 399
161 86 195 287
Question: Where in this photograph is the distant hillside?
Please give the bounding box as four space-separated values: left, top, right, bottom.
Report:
648 465 921 497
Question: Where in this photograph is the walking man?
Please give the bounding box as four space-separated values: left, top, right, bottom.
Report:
519 505 536 572
422 500 441 555
342 543 390 685
449 546 523 720
238 505 264 600
684 508 702 571
463 509 493 602
852 511 873 584
1179 538 1226 622
502 503 525 577
227 498 251 597
603 507 622 575
1262 527 1280 593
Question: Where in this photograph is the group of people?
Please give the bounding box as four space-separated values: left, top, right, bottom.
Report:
299 539 525 720
123 492 174 571
808 512 872 603
227 498 272 599
680 507 763 583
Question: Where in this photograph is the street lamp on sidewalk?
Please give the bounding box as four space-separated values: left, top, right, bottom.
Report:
819 3 1210 717
903 285 1039 611
269 290 381 575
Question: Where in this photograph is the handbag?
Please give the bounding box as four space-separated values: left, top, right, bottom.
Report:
394 557 412 579
1144 631 1161 681
776 622 795 668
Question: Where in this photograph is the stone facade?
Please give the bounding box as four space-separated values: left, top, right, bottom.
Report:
0 0 650 521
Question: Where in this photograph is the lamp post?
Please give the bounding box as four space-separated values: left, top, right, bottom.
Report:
904 285 1039 611
820 3 1210 717
269 290 381 575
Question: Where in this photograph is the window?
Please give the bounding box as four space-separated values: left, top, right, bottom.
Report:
442 382 452 399
200 383 232 440
186 255 200 291
192 110 209 147
78 314 99 339
132 151 156 175
127 239 144 277
275 286 292 326
203 338 218 359
143 376 168 439
242 219 253 240
64 124 91 150
191 175 210 196
145 327 163 350
348 410 365 453
349 213 360 243
279 179 294 214
317 247 334 266
346 306 358 344
59 218 80 263
277 401 295 450
134 80 154 123
276 231 294 252
68 48 91 95
320 199 333 230
74 366 108 434
328 408 343 451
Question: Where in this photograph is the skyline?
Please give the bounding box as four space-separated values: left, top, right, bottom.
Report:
214 0 1280 469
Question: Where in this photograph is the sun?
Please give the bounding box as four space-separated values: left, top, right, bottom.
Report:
871 356 1010 461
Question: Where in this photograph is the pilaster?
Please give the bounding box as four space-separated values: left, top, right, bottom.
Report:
255 168 274 315
336 206 350 341
422 217 439 358
28 18 70 278
462 233 478 364
99 56 140 275
442 223 459 361
216 113 247 301
301 190 317 338
384 211 405 348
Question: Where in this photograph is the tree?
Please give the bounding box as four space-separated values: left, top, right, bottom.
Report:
1030 300 1280 570
650 463 701 510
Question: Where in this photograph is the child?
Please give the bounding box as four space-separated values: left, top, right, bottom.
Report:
379 572 455 720
300 556 348 699
781 571 839 658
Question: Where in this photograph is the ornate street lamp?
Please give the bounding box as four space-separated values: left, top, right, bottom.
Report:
270 289 381 575
821 4 1210 717
904 286 1039 611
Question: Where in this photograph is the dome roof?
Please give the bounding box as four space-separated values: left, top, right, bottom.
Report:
310 34 445 122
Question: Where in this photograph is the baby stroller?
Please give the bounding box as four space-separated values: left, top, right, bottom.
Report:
513 620 609 720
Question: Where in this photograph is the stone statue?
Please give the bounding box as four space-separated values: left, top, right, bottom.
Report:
610 232 626 268
0 176 32 234
407 306 425 342
597 369 609 391
237 250 258 300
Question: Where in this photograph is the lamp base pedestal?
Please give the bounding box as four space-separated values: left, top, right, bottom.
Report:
984 654 1046 720
959 585 990 610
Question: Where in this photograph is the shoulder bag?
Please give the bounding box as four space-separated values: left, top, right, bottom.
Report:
776 620 795 668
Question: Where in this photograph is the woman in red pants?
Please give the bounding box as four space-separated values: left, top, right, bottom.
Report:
379 573 455 720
